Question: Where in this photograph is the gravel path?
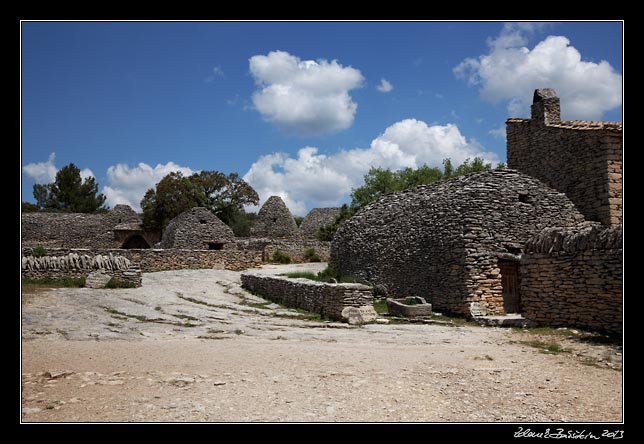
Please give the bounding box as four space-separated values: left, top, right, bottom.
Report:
21 264 622 422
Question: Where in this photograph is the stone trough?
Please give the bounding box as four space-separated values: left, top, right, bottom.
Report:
386 296 433 319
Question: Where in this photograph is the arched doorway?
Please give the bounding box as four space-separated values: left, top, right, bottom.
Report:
121 235 151 249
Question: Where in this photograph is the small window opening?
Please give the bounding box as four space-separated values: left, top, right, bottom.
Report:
118 218 122 223
272 218 277 223
506 246 522 255
208 242 224 250
518 193 530 203
200 219 207 224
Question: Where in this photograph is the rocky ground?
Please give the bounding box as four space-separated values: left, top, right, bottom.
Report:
21 264 622 423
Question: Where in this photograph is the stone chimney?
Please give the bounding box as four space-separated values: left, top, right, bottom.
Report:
531 88 561 125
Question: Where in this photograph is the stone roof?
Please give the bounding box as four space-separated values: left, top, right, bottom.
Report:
250 196 299 238
113 222 143 231
524 222 622 254
158 207 235 249
506 117 622 132
299 207 341 238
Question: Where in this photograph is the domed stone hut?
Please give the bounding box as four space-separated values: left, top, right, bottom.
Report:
331 169 585 317
299 207 341 239
158 207 235 250
250 196 299 238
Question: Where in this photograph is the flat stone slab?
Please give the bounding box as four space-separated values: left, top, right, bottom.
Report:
341 306 378 325
85 271 112 289
474 315 537 328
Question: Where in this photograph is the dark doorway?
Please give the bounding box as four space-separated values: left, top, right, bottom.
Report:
208 242 224 250
122 235 151 249
499 259 520 313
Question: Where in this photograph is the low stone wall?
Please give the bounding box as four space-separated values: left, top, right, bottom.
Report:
240 273 373 322
22 248 262 273
236 238 331 263
520 223 622 335
21 253 142 287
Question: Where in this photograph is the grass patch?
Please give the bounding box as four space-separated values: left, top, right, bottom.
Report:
282 271 370 285
234 329 245 335
103 307 150 322
520 340 566 354
242 300 272 309
155 306 162 311
172 313 199 321
373 300 388 314
175 293 230 310
105 278 138 289
22 277 86 288
284 271 319 280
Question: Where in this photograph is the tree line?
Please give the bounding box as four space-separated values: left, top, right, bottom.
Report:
23 157 503 239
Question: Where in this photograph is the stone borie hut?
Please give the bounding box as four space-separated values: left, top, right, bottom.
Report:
250 195 300 239
331 169 584 317
299 207 341 239
158 207 235 250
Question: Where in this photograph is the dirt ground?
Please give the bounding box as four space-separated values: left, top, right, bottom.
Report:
21 264 623 423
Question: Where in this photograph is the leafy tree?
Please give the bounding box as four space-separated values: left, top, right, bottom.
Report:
318 157 499 240
21 202 40 212
190 171 259 227
30 163 106 213
141 172 206 231
294 216 304 227
140 170 259 233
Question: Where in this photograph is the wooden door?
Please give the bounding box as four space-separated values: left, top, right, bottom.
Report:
499 260 520 313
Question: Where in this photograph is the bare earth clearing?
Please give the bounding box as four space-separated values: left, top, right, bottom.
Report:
21 264 622 422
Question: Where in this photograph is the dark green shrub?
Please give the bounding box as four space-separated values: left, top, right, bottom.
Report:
272 249 292 264
303 247 321 262
32 246 47 258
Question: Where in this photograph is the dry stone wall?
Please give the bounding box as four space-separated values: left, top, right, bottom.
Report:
507 89 622 227
300 208 341 238
332 169 584 316
21 205 142 249
22 248 261 273
520 223 622 335
21 252 142 287
240 273 373 322
236 238 330 263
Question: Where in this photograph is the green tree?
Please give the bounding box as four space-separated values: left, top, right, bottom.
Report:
189 171 259 227
30 163 106 213
319 157 500 240
140 170 259 234
141 172 206 231
21 202 40 212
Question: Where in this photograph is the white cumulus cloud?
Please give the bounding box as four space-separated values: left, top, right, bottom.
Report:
23 152 58 183
23 152 95 185
488 126 506 140
376 78 393 93
454 23 622 120
102 161 195 211
249 50 364 135
244 119 499 215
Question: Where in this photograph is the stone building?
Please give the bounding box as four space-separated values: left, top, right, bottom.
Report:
250 196 300 238
507 88 622 227
331 169 584 317
157 207 235 250
299 207 341 238
21 205 159 249
520 222 622 335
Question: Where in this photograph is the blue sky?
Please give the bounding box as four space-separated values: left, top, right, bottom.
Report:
21 21 623 216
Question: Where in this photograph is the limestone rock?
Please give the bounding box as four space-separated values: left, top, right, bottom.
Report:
85 270 112 289
341 306 378 325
